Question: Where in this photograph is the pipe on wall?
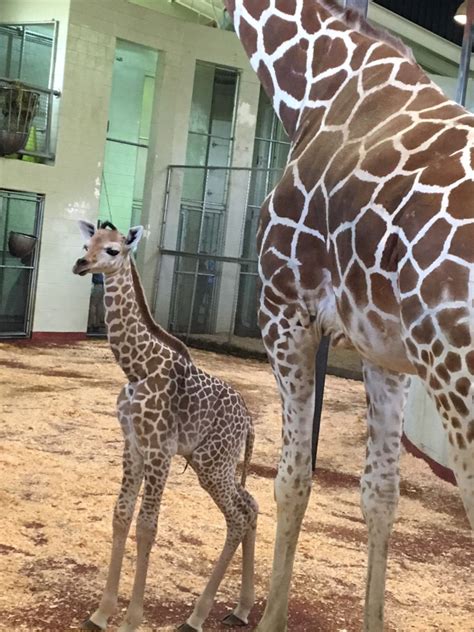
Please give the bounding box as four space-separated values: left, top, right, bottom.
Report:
456 0 474 105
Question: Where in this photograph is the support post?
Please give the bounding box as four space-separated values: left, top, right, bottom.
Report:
456 0 474 105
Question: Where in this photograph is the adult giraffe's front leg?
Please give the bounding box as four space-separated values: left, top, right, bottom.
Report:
361 362 408 632
256 300 319 632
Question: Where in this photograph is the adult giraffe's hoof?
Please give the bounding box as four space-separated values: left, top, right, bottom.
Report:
176 624 199 632
222 612 247 627
81 620 105 631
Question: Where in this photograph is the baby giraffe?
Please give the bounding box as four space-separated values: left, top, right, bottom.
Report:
72 221 258 632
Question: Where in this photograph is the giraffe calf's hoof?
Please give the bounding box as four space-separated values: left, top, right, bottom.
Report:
81 620 105 631
222 612 248 627
177 624 199 632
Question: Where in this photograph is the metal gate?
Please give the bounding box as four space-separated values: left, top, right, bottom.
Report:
0 189 44 337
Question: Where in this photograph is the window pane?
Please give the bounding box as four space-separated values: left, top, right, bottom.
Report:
185 61 238 167
188 63 215 135
107 40 158 144
98 40 158 231
0 24 54 89
171 257 218 334
0 266 32 333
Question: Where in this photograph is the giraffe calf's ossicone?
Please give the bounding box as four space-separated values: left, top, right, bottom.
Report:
73 221 258 632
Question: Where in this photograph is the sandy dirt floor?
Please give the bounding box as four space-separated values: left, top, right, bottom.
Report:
0 341 472 632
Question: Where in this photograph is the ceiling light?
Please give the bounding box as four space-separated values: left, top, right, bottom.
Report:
455 1 468 25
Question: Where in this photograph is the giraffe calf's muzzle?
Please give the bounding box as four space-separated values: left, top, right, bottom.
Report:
73 257 90 276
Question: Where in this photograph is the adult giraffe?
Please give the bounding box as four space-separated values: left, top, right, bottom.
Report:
224 0 474 630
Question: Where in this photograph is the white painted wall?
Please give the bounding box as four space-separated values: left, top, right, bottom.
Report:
404 378 449 468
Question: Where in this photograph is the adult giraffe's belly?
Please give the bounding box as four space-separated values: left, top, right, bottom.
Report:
334 290 416 374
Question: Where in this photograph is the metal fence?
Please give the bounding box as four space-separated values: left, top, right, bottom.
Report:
154 164 283 355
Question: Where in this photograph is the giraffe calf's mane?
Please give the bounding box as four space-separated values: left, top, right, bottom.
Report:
129 258 192 361
320 0 414 61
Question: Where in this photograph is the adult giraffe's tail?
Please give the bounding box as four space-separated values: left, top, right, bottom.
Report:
241 420 255 488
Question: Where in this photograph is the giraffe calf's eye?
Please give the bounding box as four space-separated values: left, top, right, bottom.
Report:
106 248 120 256
83 245 88 251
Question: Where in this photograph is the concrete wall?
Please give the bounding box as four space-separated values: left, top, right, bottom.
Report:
0 0 258 335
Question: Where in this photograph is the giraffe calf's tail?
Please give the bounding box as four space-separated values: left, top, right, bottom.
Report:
241 419 255 488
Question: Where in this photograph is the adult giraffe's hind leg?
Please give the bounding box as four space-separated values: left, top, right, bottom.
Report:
361 362 408 632
256 311 318 632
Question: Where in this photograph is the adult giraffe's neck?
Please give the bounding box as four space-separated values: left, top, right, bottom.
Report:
103 258 191 382
225 0 410 139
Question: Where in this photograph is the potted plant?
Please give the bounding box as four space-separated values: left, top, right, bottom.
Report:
0 80 40 156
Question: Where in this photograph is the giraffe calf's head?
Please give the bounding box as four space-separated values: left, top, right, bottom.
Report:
72 220 144 277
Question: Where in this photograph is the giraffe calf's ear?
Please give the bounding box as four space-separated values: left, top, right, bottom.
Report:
78 220 96 242
125 225 144 250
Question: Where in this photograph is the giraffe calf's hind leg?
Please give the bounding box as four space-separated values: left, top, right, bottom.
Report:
181 444 258 632
81 620 104 631
222 487 258 626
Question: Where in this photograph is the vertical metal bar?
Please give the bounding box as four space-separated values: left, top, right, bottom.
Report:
6 30 13 77
158 165 173 250
48 20 59 90
45 21 59 159
25 194 44 336
45 90 53 158
1 195 8 266
227 167 252 343
155 166 177 326
185 166 211 341
18 26 26 78
0 195 10 328
456 0 474 105
344 0 369 17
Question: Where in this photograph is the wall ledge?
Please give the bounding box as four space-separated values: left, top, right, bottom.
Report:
2 332 87 344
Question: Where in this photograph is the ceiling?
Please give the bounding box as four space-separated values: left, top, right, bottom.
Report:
373 0 466 47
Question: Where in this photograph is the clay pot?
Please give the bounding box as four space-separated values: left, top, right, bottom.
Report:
8 231 37 259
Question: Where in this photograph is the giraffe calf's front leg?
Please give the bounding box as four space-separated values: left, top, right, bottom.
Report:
116 440 173 632
82 387 143 632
